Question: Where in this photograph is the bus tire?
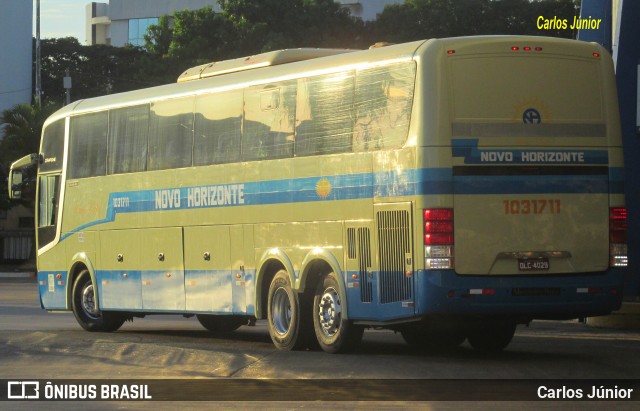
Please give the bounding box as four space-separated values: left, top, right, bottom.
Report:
71 269 125 332
313 272 363 353
196 315 245 335
467 324 516 353
267 270 309 350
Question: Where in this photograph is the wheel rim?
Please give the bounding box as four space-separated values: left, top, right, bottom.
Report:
318 287 342 337
271 287 291 335
81 283 100 319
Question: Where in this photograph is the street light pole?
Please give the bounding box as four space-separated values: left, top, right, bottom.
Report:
35 0 41 108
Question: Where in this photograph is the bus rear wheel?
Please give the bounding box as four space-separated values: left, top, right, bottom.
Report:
196 315 246 335
71 269 125 332
267 270 311 350
313 272 363 353
467 324 517 353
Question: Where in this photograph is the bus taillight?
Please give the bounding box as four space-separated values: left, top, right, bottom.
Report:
424 208 454 269
610 207 628 267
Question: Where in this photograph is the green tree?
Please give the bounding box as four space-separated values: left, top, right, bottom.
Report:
38 37 175 105
372 0 580 44
144 15 174 57
0 103 59 168
144 1 366 65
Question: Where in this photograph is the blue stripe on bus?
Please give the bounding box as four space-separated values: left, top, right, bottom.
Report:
60 167 624 241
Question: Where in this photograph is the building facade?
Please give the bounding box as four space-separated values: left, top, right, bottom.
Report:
86 0 402 46
0 0 32 113
0 0 33 262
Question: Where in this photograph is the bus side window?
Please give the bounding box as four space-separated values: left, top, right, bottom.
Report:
243 82 296 161
194 90 242 166
295 71 355 157
149 97 195 171
108 105 149 174
353 62 415 151
37 174 61 247
69 112 108 179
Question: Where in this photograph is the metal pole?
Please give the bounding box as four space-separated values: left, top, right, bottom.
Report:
64 68 71 105
35 0 41 107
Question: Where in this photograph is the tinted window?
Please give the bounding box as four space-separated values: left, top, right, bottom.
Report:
69 112 108 178
149 98 194 170
295 71 354 156
194 90 242 166
40 120 65 173
128 17 158 47
354 62 415 151
108 105 149 174
243 81 296 161
37 174 61 247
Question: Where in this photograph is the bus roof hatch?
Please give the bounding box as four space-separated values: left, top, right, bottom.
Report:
177 48 356 83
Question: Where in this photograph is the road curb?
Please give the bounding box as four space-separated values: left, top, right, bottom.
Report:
0 272 36 278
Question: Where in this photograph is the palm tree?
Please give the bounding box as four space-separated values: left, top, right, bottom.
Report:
1 102 59 210
0 103 56 163
0 102 59 176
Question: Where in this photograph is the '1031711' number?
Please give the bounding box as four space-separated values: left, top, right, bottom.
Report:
503 199 561 215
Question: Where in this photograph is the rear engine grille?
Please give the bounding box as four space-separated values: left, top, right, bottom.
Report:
377 210 412 304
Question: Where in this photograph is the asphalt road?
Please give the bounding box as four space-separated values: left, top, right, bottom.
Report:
1 278 639 410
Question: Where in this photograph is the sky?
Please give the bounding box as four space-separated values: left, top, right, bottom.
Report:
36 0 89 43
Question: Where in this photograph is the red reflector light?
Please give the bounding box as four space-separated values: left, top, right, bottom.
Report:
524 46 531 51
610 207 627 220
593 52 600 57
424 209 453 221
511 46 519 51
535 47 543 51
424 208 454 246
469 288 495 295
447 49 455 55
610 207 628 243
425 221 453 233
425 233 454 245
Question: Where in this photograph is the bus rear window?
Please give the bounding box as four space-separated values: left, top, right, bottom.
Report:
450 57 603 126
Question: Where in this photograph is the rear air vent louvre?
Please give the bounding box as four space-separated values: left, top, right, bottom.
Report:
377 210 412 304
347 228 356 260
358 227 372 303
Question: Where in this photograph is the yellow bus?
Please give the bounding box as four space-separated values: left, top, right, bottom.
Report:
9 36 627 353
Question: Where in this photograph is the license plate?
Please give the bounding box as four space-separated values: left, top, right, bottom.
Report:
518 258 550 271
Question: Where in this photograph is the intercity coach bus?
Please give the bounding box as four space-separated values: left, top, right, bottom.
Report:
9 36 626 353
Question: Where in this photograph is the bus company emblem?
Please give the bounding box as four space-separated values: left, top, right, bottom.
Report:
522 108 542 124
316 178 332 198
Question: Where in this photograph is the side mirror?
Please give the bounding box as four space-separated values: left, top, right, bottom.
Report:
8 170 23 200
8 153 39 200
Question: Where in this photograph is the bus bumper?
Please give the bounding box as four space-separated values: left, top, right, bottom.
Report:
415 268 625 320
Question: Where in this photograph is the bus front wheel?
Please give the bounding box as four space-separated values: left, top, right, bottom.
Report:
71 269 125 332
312 272 363 353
